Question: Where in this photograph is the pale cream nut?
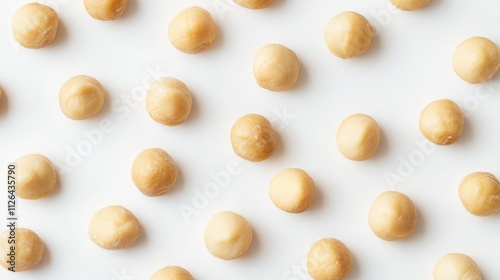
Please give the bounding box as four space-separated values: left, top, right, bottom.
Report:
459 172 500 216
168 6 217 54
146 77 192 126
16 154 57 200
269 168 315 213
233 0 273 9
150 266 195 280
11 3 58 49
452 37 500 84
306 238 353 280
419 99 464 145
389 0 429 11
253 44 300 91
368 191 417 241
324 11 373 59
0 228 44 272
337 113 380 161
89 205 141 250
433 253 482 280
84 0 128 21
230 114 277 162
132 148 178 197
205 211 252 260
59 75 105 120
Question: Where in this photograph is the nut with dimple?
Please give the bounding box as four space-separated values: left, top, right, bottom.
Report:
306 238 353 280
150 266 195 280
0 228 45 272
253 44 300 92
419 99 464 145
389 0 429 11
84 0 128 21
459 172 500 216
337 113 380 161
230 113 277 162
205 211 252 260
433 253 482 280
11 3 59 49
16 154 57 200
59 75 106 120
269 168 315 213
131 148 178 197
452 37 500 84
233 0 273 9
146 77 192 126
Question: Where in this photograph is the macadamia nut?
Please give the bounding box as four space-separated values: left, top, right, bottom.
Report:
0 228 44 272
420 99 464 145
233 0 273 9
205 211 252 260
389 0 429 11
452 37 500 84
146 78 192 126
150 266 195 280
306 238 353 280
168 6 217 54
59 75 105 120
253 44 300 91
459 172 500 216
337 113 380 161
230 114 277 162
324 12 373 59
269 168 315 213
368 191 417 241
89 205 141 250
12 3 58 49
132 148 178 196
84 0 128 20
16 154 57 200
434 253 482 280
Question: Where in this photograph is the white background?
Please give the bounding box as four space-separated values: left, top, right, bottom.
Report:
1 0 500 279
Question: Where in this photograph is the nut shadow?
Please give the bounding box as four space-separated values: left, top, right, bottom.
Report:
121 0 139 20
34 240 51 271
51 19 68 47
307 183 324 213
0 86 8 117
241 225 260 259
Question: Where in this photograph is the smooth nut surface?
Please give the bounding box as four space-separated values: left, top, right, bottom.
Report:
84 0 128 20
269 168 315 213
368 191 417 241
168 6 217 54
132 148 178 197
205 211 252 260
459 172 500 216
16 154 57 200
389 0 429 11
337 113 380 161
146 77 192 126
150 266 195 280
306 238 353 280
434 253 482 280
59 75 105 120
452 37 500 84
324 11 373 59
233 0 273 9
89 205 141 250
230 114 277 162
253 44 300 91
12 3 58 49
420 99 464 145
0 228 44 272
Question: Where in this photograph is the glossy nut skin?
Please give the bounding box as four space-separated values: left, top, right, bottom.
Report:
337 113 380 161
12 3 58 49
452 37 500 84
84 0 128 20
131 148 178 197
16 154 57 200
205 211 252 260
269 168 315 213
231 114 277 162
324 12 373 59
306 238 353 280
253 44 300 91
459 172 500 216
390 0 429 11
146 78 192 126
419 99 464 145
433 253 482 280
168 6 217 54
59 75 105 120
0 228 44 272
150 266 195 280
233 0 273 9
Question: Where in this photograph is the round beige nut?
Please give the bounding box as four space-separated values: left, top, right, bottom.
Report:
420 99 464 145
434 253 482 280
89 205 141 250
150 266 195 280
337 113 380 161
389 0 429 11
11 3 58 49
205 211 252 260
0 228 44 272
84 0 128 21
16 154 57 200
233 0 273 9
324 12 373 59
269 168 315 213
168 6 217 54
131 148 178 197
459 172 500 216
306 238 353 280
146 78 192 126
253 44 300 91
59 75 105 120
452 37 500 84
368 191 417 241
230 114 277 162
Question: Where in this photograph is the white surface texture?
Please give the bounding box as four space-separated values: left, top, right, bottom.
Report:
1 0 500 279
